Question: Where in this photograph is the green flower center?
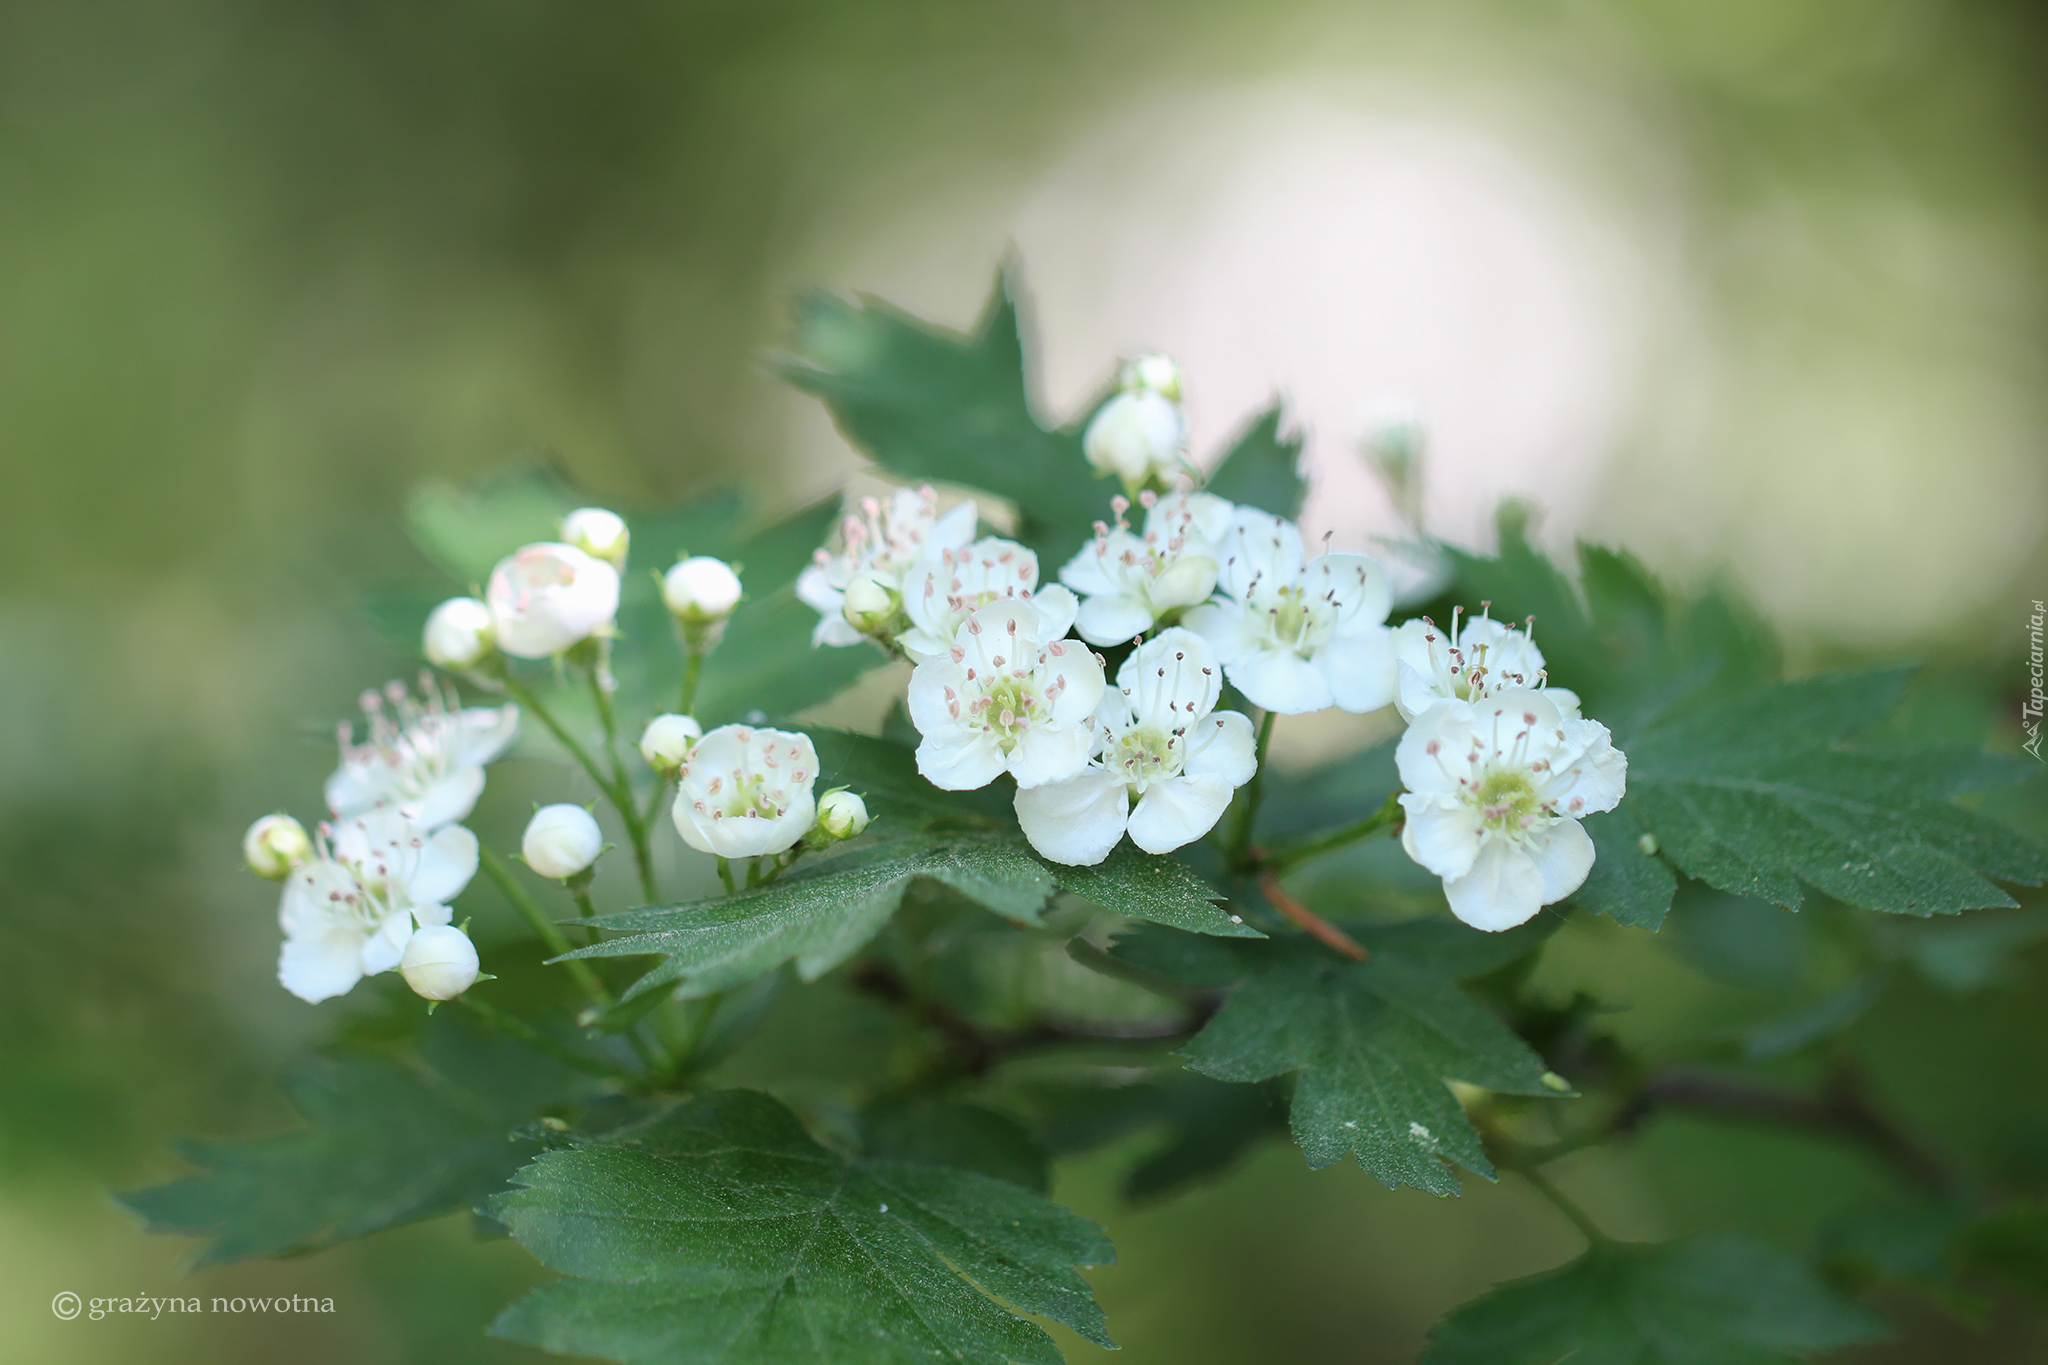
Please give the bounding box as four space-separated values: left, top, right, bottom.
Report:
1473 768 1541 832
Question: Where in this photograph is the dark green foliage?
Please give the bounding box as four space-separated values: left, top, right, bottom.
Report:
121 1016 589 1265
862 1095 1053 1193
488 1089 1114 1364
1421 1234 1887 1364
1202 404 1305 520
1048 843 1262 939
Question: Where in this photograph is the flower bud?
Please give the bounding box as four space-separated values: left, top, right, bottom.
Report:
560 507 630 570
486 543 621 658
1084 389 1184 489
639 713 703 774
522 803 604 879
662 556 743 624
1120 352 1182 401
816 789 871 841
401 925 480 1001
840 571 900 636
422 596 495 670
243 813 312 879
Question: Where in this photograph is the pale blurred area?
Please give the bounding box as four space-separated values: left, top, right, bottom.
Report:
4 1 2046 1362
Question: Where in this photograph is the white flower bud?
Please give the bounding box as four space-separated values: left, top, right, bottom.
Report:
1084 389 1184 489
401 925 480 1001
840 571 900 636
662 556 743 624
639 713 703 774
422 596 495 670
486 543 621 658
243 813 312 879
522 803 604 879
1120 352 1182 401
816 789 871 841
560 507 630 570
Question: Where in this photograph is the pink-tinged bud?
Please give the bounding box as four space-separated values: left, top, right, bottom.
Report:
486 543 621 658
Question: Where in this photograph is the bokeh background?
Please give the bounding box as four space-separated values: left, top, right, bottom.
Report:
5 0 2047 1360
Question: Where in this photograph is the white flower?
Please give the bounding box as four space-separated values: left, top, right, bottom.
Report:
324 678 519 831
277 811 478 1003
897 536 1079 663
1059 490 1235 646
1084 389 1185 490
243 814 312 879
1183 509 1398 715
672 725 820 858
560 507 630 569
1121 352 1182 400
1395 690 1627 932
816 789 871 840
422 597 495 670
1393 605 1579 722
906 598 1106 791
401 924 480 1000
639 713 703 773
523 804 604 880
663 556 743 624
1015 629 1257 866
486 542 621 658
797 485 978 647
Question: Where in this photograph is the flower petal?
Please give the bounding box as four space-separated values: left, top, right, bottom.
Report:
456 705 522 767
1314 624 1398 713
1128 773 1235 853
1305 553 1392 628
1074 592 1155 647
1032 584 1080 642
1040 640 1105 724
360 910 416 976
1395 701 1481 797
278 926 367 1004
411 824 480 905
1227 646 1332 715
1220 509 1303 598
1442 838 1547 932
1007 721 1095 789
1181 709 1257 788
403 767 486 831
1014 770 1128 866
1399 796 1483 881
1534 819 1597 903
915 729 1007 791
1181 600 1260 664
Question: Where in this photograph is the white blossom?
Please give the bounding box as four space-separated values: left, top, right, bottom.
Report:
325 678 518 831
639 713 703 773
906 598 1105 791
1183 509 1397 715
1121 352 1182 400
560 507 629 569
663 556 743 623
797 485 977 647
243 814 312 879
422 597 495 670
1393 605 1579 722
277 811 478 1003
1014 629 1256 865
486 542 621 658
401 924 480 1000
671 724 820 858
1083 388 1185 490
1059 490 1234 646
1395 689 1627 932
522 804 604 880
816 789 871 840
897 536 1079 663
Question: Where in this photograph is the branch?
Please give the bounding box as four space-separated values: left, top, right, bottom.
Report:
1254 865 1368 961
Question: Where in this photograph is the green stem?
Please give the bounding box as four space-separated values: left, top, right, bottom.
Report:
679 639 704 715
500 670 611 796
478 845 610 1008
1518 1165 1613 1249
585 666 659 906
459 995 638 1083
1264 790 1406 875
1224 709 1277 868
717 857 737 896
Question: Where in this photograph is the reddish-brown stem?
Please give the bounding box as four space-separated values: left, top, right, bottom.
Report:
1254 865 1368 962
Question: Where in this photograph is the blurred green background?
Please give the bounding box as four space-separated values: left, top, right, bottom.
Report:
4 0 2047 1361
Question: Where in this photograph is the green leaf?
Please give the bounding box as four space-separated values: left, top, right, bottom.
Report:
1422 1234 1887 1364
120 1017 589 1265
779 273 1104 561
1113 922 1552 1194
1050 844 1264 939
572 832 1058 1001
1202 405 1305 519
806 727 1010 828
1957 1200 2048 1301
862 1095 1052 1193
406 464 581 588
1570 805 1678 931
488 1089 1114 1364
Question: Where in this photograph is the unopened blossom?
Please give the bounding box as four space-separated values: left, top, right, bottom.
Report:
906 598 1105 791
639 713 703 773
1084 389 1185 491
797 485 978 647
277 811 479 1003
663 556 743 624
243 814 312 880
815 789 871 841
897 536 1078 663
1059 490 1234 646
325 678 518 831
1396 689 1626 932
560 507 630 570
486 542 621 658
422 597 495 670
1121 352 1183 401
401 924 480 1001
1393 605 1579 722
1015 629 1256 866
671 725 820 858
1183 509 1397 715
522 804 604 880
